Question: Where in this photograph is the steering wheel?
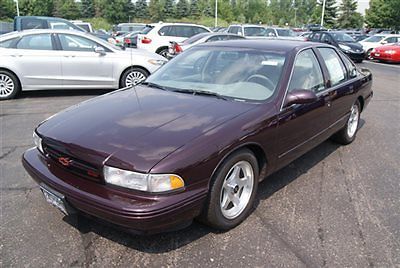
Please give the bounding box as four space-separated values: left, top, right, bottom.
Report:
246 74 275 90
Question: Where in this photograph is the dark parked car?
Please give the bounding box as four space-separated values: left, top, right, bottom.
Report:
23 40 373 234
308 31 365 62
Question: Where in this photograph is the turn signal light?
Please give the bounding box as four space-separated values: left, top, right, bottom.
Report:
141 37 152 44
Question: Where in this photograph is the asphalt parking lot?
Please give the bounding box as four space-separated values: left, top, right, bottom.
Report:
1 61 399 267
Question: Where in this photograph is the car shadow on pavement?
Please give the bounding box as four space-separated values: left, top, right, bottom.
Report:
18 89 110 99
62 120 365 253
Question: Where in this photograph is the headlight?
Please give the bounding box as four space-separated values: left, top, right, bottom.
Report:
103 165 185 193
386 50 396 55
148 59 166 66
33 131 44 154
339 44 351 51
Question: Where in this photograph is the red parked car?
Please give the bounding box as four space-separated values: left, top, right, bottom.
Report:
370 43 400 63
23 40 373 234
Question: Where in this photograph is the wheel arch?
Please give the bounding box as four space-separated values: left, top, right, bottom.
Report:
357 95 364 112
209 142 269 188
156 46 169 54
119 66 150 88
0 67 22 89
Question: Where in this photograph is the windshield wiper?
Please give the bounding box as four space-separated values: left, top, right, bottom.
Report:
173 88 228 100
141 82 168 90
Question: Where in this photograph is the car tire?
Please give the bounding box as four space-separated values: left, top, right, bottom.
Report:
157 48 169 58
0 70 20 100
200 149 259 230
366 49 373 60
120 67 149 88
332 100 361 145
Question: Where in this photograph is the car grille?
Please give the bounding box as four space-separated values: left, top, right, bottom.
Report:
43 142 103 183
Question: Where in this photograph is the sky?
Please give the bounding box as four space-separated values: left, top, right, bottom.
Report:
355 0 370 15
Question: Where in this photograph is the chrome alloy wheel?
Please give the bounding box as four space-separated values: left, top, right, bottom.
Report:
0 74 15 98
220 161 254 219
125 71 146 87
347 104 359 138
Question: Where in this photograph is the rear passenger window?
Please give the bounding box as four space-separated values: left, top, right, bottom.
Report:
228 26 239 34
310 32 321 42
158 26 171 36
318 47 347 86
288 49 325 92
341 55 357 78
16 34 53 50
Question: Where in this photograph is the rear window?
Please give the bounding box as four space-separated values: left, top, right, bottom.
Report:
244 27 267 36
20 18 47 30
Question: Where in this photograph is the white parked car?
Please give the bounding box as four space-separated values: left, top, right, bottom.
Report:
359 34 400 57
264 27 306 41
227 24 269 38
0 29 166 100
167 32 245 58
136 23 211 57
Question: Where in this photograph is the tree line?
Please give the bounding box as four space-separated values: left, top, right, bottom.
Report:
0 0 399 30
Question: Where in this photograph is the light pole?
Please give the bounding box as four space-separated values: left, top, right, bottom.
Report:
16 0 20 16
320 0 326 27
294 7 298 27
215 0 218 27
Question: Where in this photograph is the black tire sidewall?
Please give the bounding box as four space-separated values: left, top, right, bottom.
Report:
158 48 169 58
0 70 20 100
120 68 148 88
333 100 361 145
205 149 259 230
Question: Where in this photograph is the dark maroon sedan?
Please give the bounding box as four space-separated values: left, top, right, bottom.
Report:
23 40 373 234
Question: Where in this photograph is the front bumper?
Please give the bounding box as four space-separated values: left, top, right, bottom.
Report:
22 148 207 234
343 50 366 61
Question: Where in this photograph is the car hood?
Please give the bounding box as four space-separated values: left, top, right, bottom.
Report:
37 86 255 173
338 41 363 51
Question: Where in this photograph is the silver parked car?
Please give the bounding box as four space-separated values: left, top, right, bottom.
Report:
0 29 166 100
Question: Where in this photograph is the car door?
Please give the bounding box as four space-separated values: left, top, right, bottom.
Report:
316 47 356 130
275 48 332 167
56 33 114 88
11 33 62 89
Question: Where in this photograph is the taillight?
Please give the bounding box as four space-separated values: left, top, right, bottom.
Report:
124 38 131 44
141 37 152 44
174 43 183 53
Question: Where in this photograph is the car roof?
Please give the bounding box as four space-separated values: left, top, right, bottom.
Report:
196 39 319 52
149 22 209 27
0 29 93 40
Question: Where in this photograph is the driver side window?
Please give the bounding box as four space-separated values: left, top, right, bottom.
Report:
288 49 325 93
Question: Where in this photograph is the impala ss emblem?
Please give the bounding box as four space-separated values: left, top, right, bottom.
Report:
58 157 72 166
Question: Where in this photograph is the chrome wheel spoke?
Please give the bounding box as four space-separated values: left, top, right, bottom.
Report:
0 74 15 97
219 160 254 219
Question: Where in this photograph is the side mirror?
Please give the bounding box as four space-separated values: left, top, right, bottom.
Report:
284 89 318 107
94 46 106 55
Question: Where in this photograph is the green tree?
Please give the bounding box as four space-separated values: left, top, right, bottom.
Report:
135 0 149 19
190 0 200 18
81 0 95 18
175 0 189 18
202 2 213 17
53 0 81 19
33 0 54 16
149 0 164 21
365 0 400 30
101 0 131 23
0 0 16 20
319 0 337 28
164 0 175 18
337 0 363 28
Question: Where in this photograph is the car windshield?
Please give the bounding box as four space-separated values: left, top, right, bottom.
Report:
363 35 385 42
276 29 296 37
331 32 355 42
244 27 267 36
146 47 287 101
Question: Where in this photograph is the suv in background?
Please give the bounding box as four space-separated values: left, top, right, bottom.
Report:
264 27 305 40
136 23 211 57
227 24 268 38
